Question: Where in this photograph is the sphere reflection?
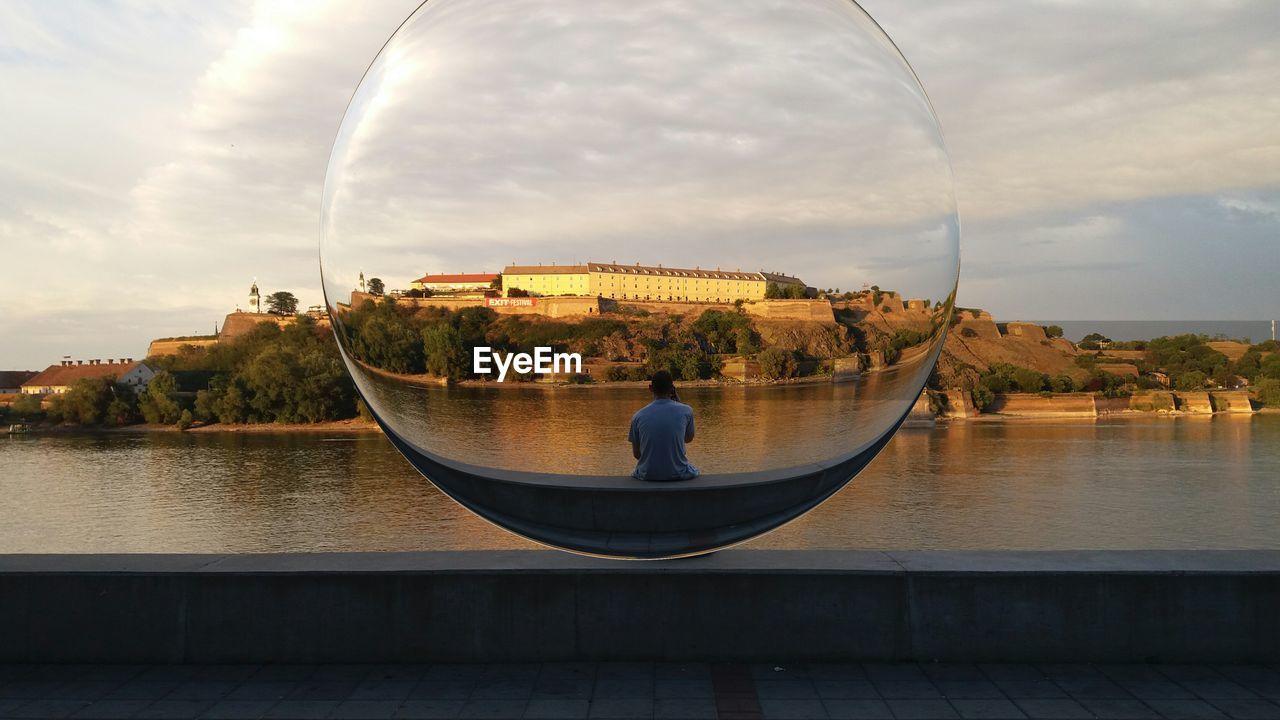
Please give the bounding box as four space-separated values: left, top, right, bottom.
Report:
320 0 960 558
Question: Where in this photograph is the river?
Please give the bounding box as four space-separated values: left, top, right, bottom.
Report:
2 414 1277 553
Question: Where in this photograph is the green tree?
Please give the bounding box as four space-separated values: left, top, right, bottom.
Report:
1256 378 1280 408
48 377 121 425
764 282 782 299
1261 353 1280 380
1079 332 1111 350
507 287 529 298
367 277 385 295
1175 370 1207 391
175 409 194 431
757 347 797 381
422 323 467 379
266 291 299 315
1044 325 1064 338
358 313 424 374
11 394 44 419
138 371 183 425
1013 367 1048 393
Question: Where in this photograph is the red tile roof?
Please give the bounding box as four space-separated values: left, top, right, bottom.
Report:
413 273 499 284
22 361 147 390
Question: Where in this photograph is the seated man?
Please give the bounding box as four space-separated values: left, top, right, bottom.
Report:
628 370 699 481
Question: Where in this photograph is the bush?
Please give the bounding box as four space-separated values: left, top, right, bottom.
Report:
646 346 712 381
1050 374 1078 393
175 409 194 431
1257 379 1280 408
960 327 978 338
11 394 44 419
971 385 995 412
692 309 758 354
757 347 797 381
1044 325 1064 338
604 365 649 382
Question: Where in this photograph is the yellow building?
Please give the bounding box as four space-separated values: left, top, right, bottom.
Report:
501 262 805 303
500 265 591 297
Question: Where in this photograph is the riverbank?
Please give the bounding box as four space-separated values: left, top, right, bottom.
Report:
27 418 380 435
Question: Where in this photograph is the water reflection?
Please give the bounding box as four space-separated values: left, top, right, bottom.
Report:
2 415 1277 553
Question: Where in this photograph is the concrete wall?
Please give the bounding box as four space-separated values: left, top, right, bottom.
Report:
2 551 1277 663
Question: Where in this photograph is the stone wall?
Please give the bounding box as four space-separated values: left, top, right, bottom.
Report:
989 393 1098 417
1129 392 1177 413
377 294 607 318
1001 322 1047 341
1210 391 1255 414
941 389 977 418
720 357 760 382
741 299 835 323
1177 392 1215 414
146 338 219 357
218 313 297 341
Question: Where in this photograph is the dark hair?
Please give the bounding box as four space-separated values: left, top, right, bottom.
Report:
649 370 675 394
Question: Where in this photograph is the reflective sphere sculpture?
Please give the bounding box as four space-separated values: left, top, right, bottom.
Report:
321 0 959 558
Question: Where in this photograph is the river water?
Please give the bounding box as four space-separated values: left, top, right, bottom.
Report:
2 414 1278 553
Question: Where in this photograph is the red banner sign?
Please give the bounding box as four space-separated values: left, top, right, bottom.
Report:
486 297 537 308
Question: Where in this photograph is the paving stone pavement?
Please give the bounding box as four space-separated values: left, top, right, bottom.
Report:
0 663 1278 719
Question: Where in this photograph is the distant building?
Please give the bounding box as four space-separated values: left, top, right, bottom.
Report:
500 262 806 303
0 371 37 394
411 273 500 295
21 359 155 396
248 281 261 314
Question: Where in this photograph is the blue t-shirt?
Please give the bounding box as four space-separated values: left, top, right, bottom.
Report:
628 398 699 481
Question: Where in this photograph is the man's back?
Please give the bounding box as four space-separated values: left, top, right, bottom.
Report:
628 398 698 481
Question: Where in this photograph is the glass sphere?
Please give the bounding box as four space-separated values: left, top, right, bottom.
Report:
320 0 959 558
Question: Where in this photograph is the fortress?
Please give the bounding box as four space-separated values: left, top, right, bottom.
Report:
498 262 805 303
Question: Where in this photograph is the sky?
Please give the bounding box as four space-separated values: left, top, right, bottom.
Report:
1 0 1278 370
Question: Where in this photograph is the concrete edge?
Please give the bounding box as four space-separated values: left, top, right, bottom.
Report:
2 549 1280 575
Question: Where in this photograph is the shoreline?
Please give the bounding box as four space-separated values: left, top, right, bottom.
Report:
25 419 381 435
12 409 1274 436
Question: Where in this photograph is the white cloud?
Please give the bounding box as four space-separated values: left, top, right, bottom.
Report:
0 0 1278 368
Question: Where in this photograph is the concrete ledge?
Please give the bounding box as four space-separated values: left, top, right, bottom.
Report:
2 550 1278 663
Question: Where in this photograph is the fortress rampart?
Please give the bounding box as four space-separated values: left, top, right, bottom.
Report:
742 299 836 323
146 338 218 357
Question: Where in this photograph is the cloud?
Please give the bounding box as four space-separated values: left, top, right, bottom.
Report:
0 0 1277 369
861 0 1280 219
